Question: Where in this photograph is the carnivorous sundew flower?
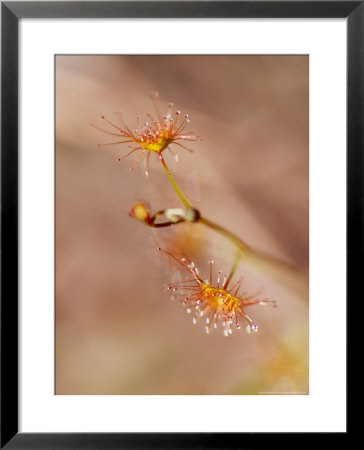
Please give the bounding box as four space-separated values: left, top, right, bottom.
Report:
91 94 201 177
158 247 277 336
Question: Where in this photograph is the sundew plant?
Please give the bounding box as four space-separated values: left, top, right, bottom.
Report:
91 93 289 336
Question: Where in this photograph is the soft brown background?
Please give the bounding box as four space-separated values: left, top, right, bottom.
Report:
56 55 309 395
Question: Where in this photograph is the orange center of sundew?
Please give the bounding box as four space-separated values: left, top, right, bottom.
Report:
138 130 171 152
202 285 240 313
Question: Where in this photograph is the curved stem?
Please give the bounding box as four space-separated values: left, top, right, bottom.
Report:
158 151 192 209
198 216 251 257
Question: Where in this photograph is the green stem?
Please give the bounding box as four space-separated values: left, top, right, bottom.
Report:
157 152 251 259
198 216 251 257
158 151 192 209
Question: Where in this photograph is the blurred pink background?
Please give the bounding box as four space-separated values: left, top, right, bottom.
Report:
56 55 308 395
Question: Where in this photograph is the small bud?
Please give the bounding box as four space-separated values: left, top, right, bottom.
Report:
129 202 152 225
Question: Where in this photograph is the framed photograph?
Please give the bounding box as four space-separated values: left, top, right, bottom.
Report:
1 1 354 447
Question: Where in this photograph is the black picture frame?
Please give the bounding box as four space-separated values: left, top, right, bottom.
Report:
1 1 355 448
